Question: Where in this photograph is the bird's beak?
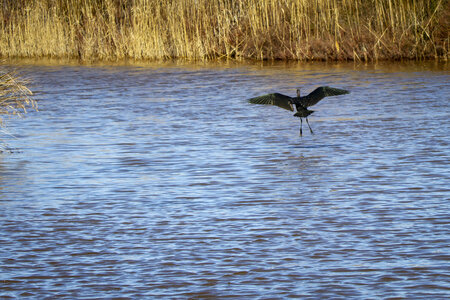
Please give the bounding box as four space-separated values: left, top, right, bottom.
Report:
289 101 294 111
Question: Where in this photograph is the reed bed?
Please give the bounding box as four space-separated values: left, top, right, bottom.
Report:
0 0 448 61
0 70 37 126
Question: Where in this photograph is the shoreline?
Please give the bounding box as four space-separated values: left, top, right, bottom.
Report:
2 57 448 71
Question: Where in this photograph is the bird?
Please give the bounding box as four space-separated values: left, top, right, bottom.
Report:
248 86 349 135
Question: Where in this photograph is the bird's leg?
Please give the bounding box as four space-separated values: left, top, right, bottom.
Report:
299 118 303 136
306 117 314 134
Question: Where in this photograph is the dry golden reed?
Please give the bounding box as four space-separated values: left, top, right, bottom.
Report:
0 70 37 125
0 0 448 61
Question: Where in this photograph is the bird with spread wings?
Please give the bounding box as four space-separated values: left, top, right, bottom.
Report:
248 86 349 135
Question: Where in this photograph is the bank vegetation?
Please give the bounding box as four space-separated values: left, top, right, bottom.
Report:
0 70 36 126
0 0 448 61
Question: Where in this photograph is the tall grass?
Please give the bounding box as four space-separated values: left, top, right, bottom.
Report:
0 70 37 126
0 0 448 61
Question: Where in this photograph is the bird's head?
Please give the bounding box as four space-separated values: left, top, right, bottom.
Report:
296 88 301 98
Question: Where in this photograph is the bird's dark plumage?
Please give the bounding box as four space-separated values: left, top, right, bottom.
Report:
247 92 295 111
248 86 349 135
295 86 349 108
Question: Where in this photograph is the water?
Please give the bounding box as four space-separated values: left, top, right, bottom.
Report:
0 60 449 299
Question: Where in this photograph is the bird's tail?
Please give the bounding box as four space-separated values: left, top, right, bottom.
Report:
294 110 314 118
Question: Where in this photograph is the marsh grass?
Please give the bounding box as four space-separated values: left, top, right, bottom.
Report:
0 0 448 61
0 70 37 126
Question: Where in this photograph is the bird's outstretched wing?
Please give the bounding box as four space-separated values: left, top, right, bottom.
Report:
248 93 294 111
299 86 349 107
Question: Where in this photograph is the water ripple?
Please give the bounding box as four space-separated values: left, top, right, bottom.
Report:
0 61 449 299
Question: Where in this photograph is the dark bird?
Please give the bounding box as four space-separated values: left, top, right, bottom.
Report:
248 86 349 135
